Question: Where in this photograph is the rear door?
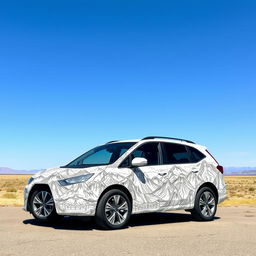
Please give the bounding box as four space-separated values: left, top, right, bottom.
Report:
160 142 197 208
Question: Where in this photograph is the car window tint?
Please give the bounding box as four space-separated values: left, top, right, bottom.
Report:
82 149 112 165
187 146 206 162
163 143 190 164
120 142 160 167
65 142 136 168
131 143 160 165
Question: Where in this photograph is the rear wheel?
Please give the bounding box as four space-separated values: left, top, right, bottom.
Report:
95 189 132 229
30 188 61 222
191 187 217 221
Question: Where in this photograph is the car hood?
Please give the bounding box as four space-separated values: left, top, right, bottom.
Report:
32 165 109 181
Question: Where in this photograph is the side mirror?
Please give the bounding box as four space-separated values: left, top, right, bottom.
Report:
131 157 148 167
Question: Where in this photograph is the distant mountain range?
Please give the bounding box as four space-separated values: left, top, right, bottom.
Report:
0 166 256 175
0 167 41 175
224 167 256 175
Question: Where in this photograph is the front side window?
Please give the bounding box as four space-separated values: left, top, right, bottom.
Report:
64 142 136 168
162 143 190 164
120 142 160 167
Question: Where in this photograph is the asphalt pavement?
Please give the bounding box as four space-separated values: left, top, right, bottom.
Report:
0 206 255 256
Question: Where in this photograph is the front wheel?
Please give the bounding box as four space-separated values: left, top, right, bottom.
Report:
191 187 217 221
30 189 61 222
95 189 132 229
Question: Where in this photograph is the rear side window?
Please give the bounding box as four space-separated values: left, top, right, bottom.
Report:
187 146 206 163
162 143 190 164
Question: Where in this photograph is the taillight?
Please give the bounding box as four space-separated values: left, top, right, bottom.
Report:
217 165 224 174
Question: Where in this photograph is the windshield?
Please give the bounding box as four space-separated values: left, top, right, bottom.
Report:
64 142 136 168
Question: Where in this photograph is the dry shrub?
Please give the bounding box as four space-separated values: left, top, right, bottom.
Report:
6 188 17 192
3 193 16 199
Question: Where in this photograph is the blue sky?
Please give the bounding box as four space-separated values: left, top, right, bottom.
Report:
0 0 255 169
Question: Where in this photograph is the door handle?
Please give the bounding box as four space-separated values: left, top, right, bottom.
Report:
192 169 199 173
158 172 167 176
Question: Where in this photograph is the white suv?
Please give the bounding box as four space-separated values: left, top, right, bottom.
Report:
24 136 226 229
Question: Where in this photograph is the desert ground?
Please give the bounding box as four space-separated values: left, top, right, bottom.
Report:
0 175 30 206
0 174 255 207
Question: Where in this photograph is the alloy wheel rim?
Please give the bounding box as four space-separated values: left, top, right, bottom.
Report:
199 191 216 217
105 195 128 225
32 191 54 218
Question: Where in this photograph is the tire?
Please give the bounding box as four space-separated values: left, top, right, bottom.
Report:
30 188 62 222
191 187 217 221
95 189 132 230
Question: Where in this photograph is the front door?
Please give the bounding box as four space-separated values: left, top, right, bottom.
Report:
120 142 170 213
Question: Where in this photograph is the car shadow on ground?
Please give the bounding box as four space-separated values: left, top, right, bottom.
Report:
23 212 220 230
130 212 220 228
23 212 220 231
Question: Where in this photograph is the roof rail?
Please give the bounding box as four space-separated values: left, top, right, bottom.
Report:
105 140 119 144
142 136 195 144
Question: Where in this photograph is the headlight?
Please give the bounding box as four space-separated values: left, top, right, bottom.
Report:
58 173 94 186
28 177 34 185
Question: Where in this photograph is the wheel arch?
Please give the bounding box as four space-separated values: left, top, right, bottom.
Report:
196 182 219 202
96 184 133 212
27 184 51 212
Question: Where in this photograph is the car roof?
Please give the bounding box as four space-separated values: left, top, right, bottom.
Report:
107 137 206 150
107 139 140 143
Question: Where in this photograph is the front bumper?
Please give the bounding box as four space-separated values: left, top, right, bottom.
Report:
23 185 31 212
